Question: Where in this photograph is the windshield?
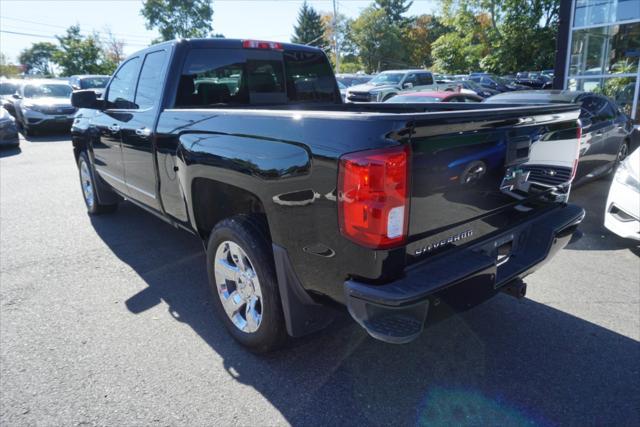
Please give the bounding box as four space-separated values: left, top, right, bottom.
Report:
386 95 442 103
80 77 109 89
493 76 513 85
0 82 18 96
24 84 72 98
369 73 404 86
462 80 481 90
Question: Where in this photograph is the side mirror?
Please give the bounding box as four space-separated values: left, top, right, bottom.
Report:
12 93 21 99
71 90 100 109
403 82 414 89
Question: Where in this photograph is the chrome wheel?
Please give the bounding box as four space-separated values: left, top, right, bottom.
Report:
214 240 263 333
617 142 629 162
80 159 95 209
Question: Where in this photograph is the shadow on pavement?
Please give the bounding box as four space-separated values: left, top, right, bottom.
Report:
566 175 639 252
0 145 21 157
90 202 640 426
21 131 70 143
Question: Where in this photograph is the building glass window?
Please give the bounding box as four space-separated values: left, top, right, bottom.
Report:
574 0 640 28
566 1 640 123
569 23 640 75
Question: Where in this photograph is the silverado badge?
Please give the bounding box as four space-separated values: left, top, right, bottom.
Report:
414 229 474 255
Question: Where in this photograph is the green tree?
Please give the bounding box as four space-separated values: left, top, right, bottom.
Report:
52 25 113 76
141 0 214 41
435 0 561 74
350 6 406 73
291 1 327 48
18 42 57 76
374 0 413 26
431 32 483 73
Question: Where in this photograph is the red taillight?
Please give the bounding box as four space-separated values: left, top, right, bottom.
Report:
571 121 582 180
338 145 410 249
242 40 283 50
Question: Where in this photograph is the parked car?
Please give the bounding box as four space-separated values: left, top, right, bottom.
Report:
335 73 373 87
0 79 21 117
385 91 482 103
470 74 528 92
0 107 19 147
337 81 347 102
345 69 449 102
71 38 584 352
69 75 110 96
13 80 75 136
515 72 553 89
604 148 639 240
455 79 498 98
484 90 634 183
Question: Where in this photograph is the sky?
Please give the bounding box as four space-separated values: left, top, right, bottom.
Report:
0 0 439 63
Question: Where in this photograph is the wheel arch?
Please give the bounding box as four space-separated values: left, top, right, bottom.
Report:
191 177 271 243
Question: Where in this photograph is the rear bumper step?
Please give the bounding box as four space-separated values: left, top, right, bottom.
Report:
344 203 585 344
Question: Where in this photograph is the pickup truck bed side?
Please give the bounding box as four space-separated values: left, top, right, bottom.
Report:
71 38 584 351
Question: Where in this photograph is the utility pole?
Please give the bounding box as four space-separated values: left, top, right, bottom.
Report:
332 0 340 73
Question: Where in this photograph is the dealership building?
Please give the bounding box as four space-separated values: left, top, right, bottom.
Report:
555 0 640 123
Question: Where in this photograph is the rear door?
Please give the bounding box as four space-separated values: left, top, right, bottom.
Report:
92 57 141 193
120 48 170 210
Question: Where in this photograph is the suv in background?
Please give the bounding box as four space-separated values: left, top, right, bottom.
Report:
345 69 446 102
69 75 110 96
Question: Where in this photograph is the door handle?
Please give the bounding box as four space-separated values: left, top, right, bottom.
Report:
135 127 152 138
108 124 120 132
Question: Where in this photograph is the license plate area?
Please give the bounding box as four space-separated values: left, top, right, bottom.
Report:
473 231 523 288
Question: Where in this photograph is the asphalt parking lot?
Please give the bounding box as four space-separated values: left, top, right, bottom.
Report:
1 134 639 426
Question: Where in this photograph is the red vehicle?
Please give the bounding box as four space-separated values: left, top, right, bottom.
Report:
385 91 483 103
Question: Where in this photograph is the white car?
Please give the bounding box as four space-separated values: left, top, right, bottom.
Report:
604 148 640 240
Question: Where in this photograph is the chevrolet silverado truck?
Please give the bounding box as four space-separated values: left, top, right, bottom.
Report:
71 38 585 352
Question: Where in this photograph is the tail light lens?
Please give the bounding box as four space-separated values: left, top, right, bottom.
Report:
338 145 410 249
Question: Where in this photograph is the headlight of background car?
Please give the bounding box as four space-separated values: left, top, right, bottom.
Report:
615 158 640 191
23 103 44 113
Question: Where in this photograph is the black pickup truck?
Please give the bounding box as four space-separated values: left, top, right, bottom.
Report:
71 39 585 352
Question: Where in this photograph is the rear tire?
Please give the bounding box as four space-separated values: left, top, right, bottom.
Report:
77 151 118 215
206 216 286 353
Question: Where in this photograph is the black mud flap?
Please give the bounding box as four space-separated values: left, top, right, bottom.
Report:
272 244 335 337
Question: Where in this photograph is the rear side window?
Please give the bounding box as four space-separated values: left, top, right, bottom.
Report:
176 48 338 107
416 73 433 85
135 50 169 109
107 57 141 109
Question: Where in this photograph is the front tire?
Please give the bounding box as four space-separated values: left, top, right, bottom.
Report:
77 151 118 214
206 216 286 353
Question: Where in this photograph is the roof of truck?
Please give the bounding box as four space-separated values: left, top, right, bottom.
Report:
131 38 324 56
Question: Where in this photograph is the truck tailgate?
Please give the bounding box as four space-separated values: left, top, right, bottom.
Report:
406 105 581 262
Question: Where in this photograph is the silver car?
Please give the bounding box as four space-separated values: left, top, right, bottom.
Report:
13 80 75 136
